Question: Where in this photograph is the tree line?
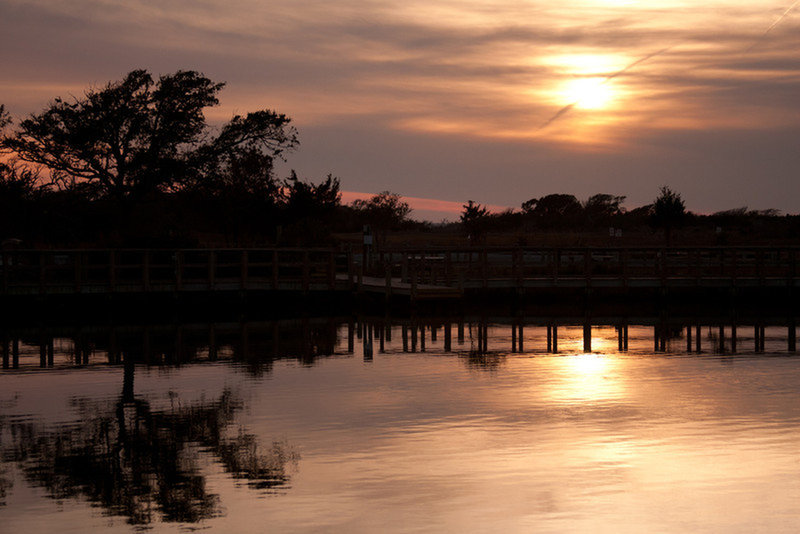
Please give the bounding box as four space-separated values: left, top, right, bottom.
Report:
1 70 797 248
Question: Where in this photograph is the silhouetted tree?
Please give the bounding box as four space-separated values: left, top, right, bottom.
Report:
281 171 341 215
351 191 411 245
652 186 686 245
280 171 341 243
584 193 626 225
522 194 583 228
461 200 489 243
1 70 297 200
0 158 46 241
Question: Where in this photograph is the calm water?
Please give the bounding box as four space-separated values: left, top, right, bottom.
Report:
2 321 800 532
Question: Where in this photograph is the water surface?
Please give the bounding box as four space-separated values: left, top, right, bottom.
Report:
2 322 800 532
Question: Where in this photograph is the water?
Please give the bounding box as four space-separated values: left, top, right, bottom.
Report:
2 321 800 532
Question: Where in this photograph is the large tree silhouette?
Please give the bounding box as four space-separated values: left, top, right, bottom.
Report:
1 70 298 200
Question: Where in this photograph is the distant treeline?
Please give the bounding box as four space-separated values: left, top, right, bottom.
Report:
3 166 798 248
1 70 797 248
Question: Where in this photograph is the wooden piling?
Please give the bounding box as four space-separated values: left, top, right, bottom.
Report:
552 325 558 353
583 323 592 353
512 323 517 353
348 321 355 353
2 337 9 369
686 325 692 352
695 325 701 352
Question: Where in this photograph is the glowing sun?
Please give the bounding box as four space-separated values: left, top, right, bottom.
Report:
562 77 615 109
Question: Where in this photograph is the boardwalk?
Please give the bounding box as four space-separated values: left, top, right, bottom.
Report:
1 246 798 300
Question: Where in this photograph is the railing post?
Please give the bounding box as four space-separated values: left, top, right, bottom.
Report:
175 250 183 291
1 250 7 295
143 251 150 291
40 251 47 294
329 250 336 290
357 250 363 292
302 250 310 293
552 249 560 283
385 260 392 299
481 249 488 289
208 250 216 290
411 260 418 300
584 249 591 287
109 250 116 292
74 252 82 293
240 250 248 290
273 250 279 289
621 249 628 287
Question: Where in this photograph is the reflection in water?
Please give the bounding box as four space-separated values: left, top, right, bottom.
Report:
0 361 299 526
2 314 800 532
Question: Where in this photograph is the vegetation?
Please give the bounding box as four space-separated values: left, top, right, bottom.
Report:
461 200 489 243
1 72 798 249
651 186 686 244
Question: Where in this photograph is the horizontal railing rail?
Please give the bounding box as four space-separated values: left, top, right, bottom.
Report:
0 248 346 294
2 246 799 296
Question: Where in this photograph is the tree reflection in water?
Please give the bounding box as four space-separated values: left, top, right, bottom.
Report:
1 360 299 526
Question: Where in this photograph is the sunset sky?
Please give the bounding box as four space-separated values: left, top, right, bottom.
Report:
1 0 799 219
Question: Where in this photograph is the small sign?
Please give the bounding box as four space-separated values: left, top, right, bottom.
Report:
363 235 373 245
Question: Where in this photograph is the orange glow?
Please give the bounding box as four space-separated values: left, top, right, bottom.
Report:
341 191 511 216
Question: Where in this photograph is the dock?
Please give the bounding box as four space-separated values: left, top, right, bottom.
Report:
1 246 798 301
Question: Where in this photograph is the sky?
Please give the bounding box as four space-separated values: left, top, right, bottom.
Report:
1 0 799 220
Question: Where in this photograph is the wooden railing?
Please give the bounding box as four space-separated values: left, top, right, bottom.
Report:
374 246 800 289
0 248 348 295
3 246 799 297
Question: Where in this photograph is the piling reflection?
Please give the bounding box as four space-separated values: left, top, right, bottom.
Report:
2 314 800 374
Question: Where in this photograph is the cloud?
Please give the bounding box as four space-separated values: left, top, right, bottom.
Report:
2 0 799 213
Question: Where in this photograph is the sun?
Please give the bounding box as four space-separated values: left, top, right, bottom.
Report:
562 77 615 110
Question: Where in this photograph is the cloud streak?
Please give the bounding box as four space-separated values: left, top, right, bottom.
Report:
746 0 800 51
539 47 673 130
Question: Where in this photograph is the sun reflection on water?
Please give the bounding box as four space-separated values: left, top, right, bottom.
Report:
540 352 626 405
